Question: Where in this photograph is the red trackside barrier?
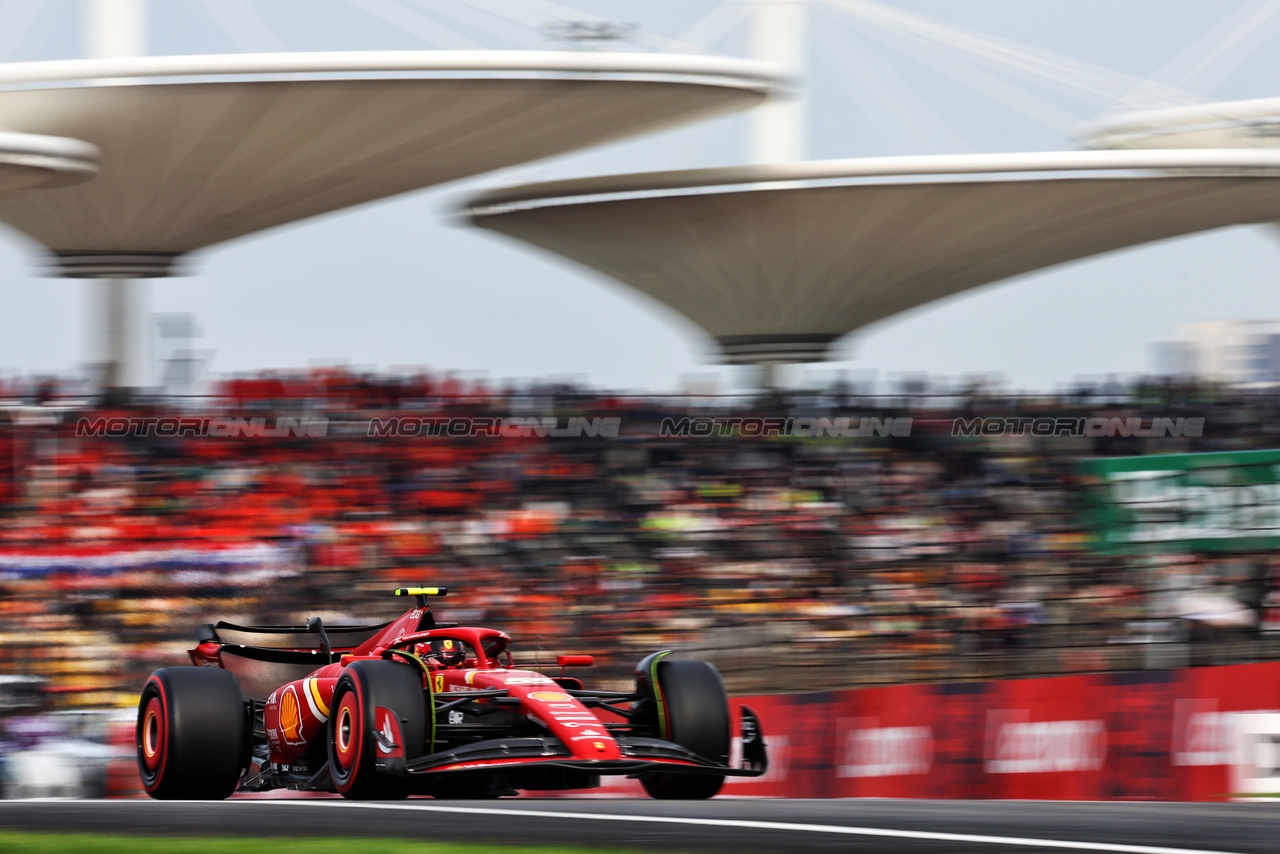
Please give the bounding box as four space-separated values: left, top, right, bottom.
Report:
716 662 1280 800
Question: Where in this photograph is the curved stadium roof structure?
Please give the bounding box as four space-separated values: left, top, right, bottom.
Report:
1081 98 1280 152
0 131 98 196
0 51 782 277
466 149 1280 364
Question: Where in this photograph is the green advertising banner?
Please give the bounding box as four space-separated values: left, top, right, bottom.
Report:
1078 449 1280 553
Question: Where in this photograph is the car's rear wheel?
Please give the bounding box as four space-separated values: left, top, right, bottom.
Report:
328 660 425 800
137 667 248 800
638 657 730 800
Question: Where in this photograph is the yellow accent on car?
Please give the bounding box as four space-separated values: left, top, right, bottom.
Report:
308 677 330 718
394 587 444 596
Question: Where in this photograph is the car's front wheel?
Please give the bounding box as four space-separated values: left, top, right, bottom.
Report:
328 660 425 799
636 656 730 799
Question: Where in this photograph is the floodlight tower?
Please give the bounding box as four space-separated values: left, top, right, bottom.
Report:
86 0 147 392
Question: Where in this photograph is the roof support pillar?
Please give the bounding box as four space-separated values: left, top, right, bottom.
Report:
749 0 807 164
85 0 148 391
86 0 147 60
98 277 146 391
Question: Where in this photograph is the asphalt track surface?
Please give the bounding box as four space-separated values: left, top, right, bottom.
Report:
2 798 1278 854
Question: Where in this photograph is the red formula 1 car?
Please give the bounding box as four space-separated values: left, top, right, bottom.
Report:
137 587 767 800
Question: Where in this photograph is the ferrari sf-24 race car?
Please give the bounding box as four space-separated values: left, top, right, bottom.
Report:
137 587 767 799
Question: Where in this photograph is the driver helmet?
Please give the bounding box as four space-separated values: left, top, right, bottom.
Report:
422 637 465 669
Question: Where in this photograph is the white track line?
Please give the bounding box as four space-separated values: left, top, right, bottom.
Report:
209 799 1249 854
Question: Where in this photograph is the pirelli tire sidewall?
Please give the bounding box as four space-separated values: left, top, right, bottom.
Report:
638 657 731 799
137 666 248 800
328 660 425 799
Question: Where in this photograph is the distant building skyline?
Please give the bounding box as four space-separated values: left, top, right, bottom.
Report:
1154 319 1280 385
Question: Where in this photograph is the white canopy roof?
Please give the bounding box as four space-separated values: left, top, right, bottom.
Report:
0 52 780 277
466 150 1280 364
0 131 98 196
1081 97 1280 150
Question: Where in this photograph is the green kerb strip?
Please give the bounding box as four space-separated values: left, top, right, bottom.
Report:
0 832 664 854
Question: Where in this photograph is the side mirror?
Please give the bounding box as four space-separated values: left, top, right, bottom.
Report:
557 654 593 677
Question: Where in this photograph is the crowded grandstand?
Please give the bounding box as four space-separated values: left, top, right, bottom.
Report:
2 368 1276 724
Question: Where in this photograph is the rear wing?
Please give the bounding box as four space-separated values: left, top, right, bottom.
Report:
191 621 395 700
200 620 394 650
193 588 449 698
192 622 391 701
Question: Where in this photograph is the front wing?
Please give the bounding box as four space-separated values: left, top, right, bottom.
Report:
382 706 768 780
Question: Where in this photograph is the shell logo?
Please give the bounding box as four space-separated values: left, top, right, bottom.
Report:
280 686 302 742
528 691 572 702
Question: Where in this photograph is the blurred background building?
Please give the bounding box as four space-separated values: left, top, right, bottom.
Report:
1153 319 1280 385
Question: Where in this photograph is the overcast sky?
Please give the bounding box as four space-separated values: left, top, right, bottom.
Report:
1 0 1279 394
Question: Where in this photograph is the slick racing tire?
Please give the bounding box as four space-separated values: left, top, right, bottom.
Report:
329 660 425 800
138 667 248 800
639 658 730 800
